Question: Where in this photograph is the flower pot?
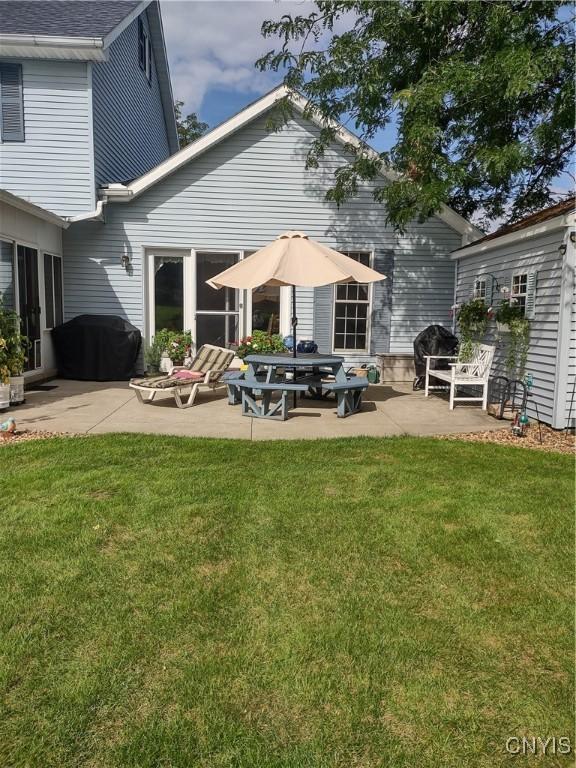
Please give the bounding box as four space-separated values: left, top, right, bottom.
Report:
159 356 172 373
146 364 159 376
496 322 510 333
9 375 25 405
0 383 10 411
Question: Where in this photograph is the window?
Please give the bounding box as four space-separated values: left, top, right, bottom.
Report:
44 254 63 329
0 63 24 142
138 18 151 81
511 272 528 314
473 277 487 300
333 251 372 352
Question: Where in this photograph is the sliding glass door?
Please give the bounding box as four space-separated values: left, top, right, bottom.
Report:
147 249 241 351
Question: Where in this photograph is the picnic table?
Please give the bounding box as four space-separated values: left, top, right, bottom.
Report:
225 353 368 420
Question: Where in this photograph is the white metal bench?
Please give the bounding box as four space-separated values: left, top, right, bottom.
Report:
424 344 495 410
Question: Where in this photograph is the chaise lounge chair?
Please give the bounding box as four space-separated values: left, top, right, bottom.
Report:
130 344 236 408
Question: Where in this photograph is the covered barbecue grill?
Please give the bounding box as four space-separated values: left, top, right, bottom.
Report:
413 324 459 390
52 314 142 381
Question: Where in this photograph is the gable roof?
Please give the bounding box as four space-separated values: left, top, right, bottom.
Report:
453 195 576 259
101 84 481 242
0 1 142 38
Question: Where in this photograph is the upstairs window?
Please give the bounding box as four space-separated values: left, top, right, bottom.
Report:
0 63 24 142
138 18 151 82
333 251 372 352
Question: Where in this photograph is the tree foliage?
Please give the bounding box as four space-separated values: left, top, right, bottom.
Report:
258 1 575 230
174 100 209 148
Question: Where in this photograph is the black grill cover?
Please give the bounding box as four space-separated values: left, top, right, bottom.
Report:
413 325 459 388
52 315 142 381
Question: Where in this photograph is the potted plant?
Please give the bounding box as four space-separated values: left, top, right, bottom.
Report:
0 337 10 411
455 298 492 360
152 329 193 370
144 336 163 375
0 304 28 406
495 299 530 377
236 331 287 360
494 296 523 333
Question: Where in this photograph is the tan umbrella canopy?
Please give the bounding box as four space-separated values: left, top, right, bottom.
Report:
208 230 387 361
207 231 386 289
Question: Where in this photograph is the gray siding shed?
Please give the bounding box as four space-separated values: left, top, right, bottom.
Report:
454 227 573 428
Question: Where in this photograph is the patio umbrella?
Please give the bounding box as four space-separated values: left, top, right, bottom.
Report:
207 231 387 359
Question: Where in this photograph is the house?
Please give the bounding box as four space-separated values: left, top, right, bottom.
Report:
453 197 576 430
0 0 177 374
2 1 484 386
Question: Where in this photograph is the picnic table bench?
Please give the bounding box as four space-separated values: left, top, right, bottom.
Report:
224 372 369 420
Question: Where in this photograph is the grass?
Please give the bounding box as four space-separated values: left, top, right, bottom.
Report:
0 435 573 768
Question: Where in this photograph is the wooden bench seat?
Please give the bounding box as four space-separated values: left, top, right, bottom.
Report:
321 376 369 417
226 378 311 420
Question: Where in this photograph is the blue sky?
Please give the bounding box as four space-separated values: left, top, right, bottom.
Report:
161 0 572 199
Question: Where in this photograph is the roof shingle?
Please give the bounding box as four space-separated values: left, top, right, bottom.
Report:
0 1 142 39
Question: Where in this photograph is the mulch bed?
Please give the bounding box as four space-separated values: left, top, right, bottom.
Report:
0 429 75 445
440 424 574 455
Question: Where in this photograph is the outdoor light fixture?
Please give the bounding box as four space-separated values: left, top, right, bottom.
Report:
570 231 576 244
558 242 567 256
121 252 131 270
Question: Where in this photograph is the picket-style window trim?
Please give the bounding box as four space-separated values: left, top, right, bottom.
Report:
43 253 63 330
138 18 151 82
332 251 373 353
0 62 24 142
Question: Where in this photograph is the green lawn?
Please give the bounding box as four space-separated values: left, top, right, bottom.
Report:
0 435 573 768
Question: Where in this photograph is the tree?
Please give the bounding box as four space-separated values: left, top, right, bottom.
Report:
174 100 209 147
258 1 575 230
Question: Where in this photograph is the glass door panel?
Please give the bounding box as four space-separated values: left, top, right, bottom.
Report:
196 313 239 349
17 245 41 370
196 252 240 348
252 285 280 334
154 254 184 332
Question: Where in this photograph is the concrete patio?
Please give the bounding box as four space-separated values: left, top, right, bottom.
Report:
9 379 506 441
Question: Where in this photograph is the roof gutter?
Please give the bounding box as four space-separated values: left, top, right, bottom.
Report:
452 211 575 259
0 34 107 61
0 189 70 228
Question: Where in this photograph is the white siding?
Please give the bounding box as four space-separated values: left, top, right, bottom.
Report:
64 113 463 359
565 238 576 427
455 229 565 426
0 59 93 216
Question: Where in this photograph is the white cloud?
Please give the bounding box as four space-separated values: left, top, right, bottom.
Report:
161 0 317 112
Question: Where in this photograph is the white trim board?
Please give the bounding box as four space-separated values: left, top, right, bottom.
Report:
99 85 481 242
0 189 69 229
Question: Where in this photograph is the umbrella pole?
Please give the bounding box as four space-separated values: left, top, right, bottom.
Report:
291 285 297 408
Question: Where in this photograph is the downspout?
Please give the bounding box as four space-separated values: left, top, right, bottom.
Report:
551 225 575 429
65 199 106 223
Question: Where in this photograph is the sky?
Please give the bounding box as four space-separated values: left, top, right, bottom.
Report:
160 0 573 208
160 0 398 151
